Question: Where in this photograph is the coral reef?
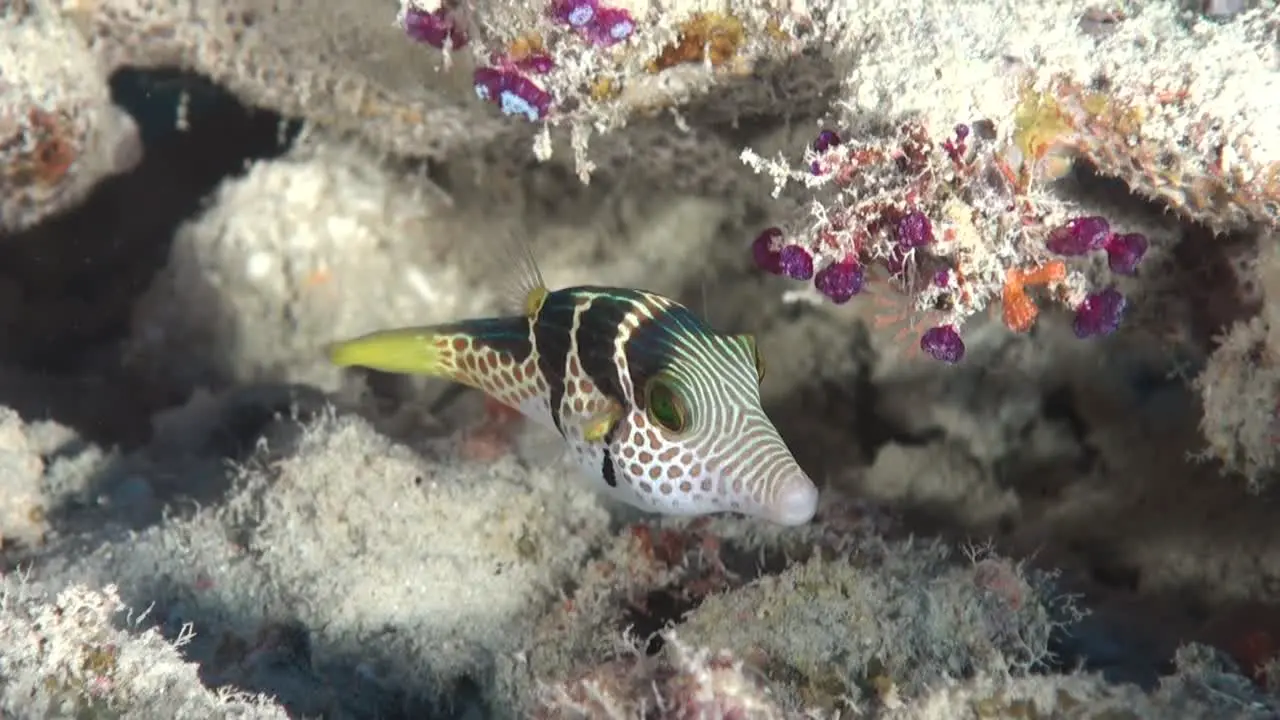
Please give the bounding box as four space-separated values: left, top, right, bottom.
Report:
1 1 142 233
739 0 1278 364
0 407 50 550
1193 230 1280 490
1 0 1280 716
0 578 288 717
8 393 1279 717
67 0 507 159
125 132 468 393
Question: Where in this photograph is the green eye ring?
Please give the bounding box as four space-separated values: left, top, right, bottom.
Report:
644 376 688 434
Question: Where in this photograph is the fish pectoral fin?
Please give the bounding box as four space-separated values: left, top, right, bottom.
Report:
581 401 624 443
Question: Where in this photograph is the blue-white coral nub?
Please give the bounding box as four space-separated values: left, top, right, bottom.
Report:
500 91 539 122
473 67 552 121
548 0 636 46
551 0 597 27
589 7 635 44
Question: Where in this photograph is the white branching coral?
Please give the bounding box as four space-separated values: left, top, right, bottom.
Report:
733 0 1276 370
0 578 288 718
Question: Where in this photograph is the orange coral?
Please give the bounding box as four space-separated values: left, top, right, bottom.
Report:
1000 261 1066 333
10 109 76 187
647 12 745 72
507 33 544 61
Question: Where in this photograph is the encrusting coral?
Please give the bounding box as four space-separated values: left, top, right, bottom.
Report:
2 382 1272 717
738 0 1277 367
124 132 469 393
3 0 1280 715
0 1 142 233
0 578 289 717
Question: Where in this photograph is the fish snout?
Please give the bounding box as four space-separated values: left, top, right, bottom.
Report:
767 469 819 526
723 416 820 525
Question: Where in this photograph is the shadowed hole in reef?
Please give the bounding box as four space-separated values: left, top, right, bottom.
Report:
624 590 702 655
0 68 299 449
618 540 799 655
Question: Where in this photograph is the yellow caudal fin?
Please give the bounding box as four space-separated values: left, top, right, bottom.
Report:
326 316 537 404
326 326 449 377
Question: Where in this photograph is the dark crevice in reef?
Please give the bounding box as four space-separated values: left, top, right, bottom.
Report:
622 589 703 655
0 69 297 449
616 536 799 657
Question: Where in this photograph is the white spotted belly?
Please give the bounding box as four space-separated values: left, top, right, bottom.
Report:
566 439 719 516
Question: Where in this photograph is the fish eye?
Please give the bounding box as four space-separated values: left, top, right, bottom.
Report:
645 377 688 434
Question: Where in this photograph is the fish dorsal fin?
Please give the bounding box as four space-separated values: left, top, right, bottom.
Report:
731 333 765 384
487 224 550 319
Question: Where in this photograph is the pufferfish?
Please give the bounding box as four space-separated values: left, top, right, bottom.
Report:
325 241 820 526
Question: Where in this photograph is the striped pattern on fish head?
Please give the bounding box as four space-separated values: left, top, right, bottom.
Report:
534 287 819 526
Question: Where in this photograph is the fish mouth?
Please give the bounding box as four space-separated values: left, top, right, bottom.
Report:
767 473 820 526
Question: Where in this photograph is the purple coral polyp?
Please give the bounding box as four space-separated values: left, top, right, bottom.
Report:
1073 288 1127 339
812 130 841 152
1047 216 1149 275
809 130 842 175
1104 232 1148 275
585 6 636 45
551 0 598 27
473 68 504 101
404 6 468 49
895 211 933 249
920 325 965 364
752 228 784 275
778 245 814 281
1047 216 1111 256
473 67 552 121
548 0 636 46
814 261 865 304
